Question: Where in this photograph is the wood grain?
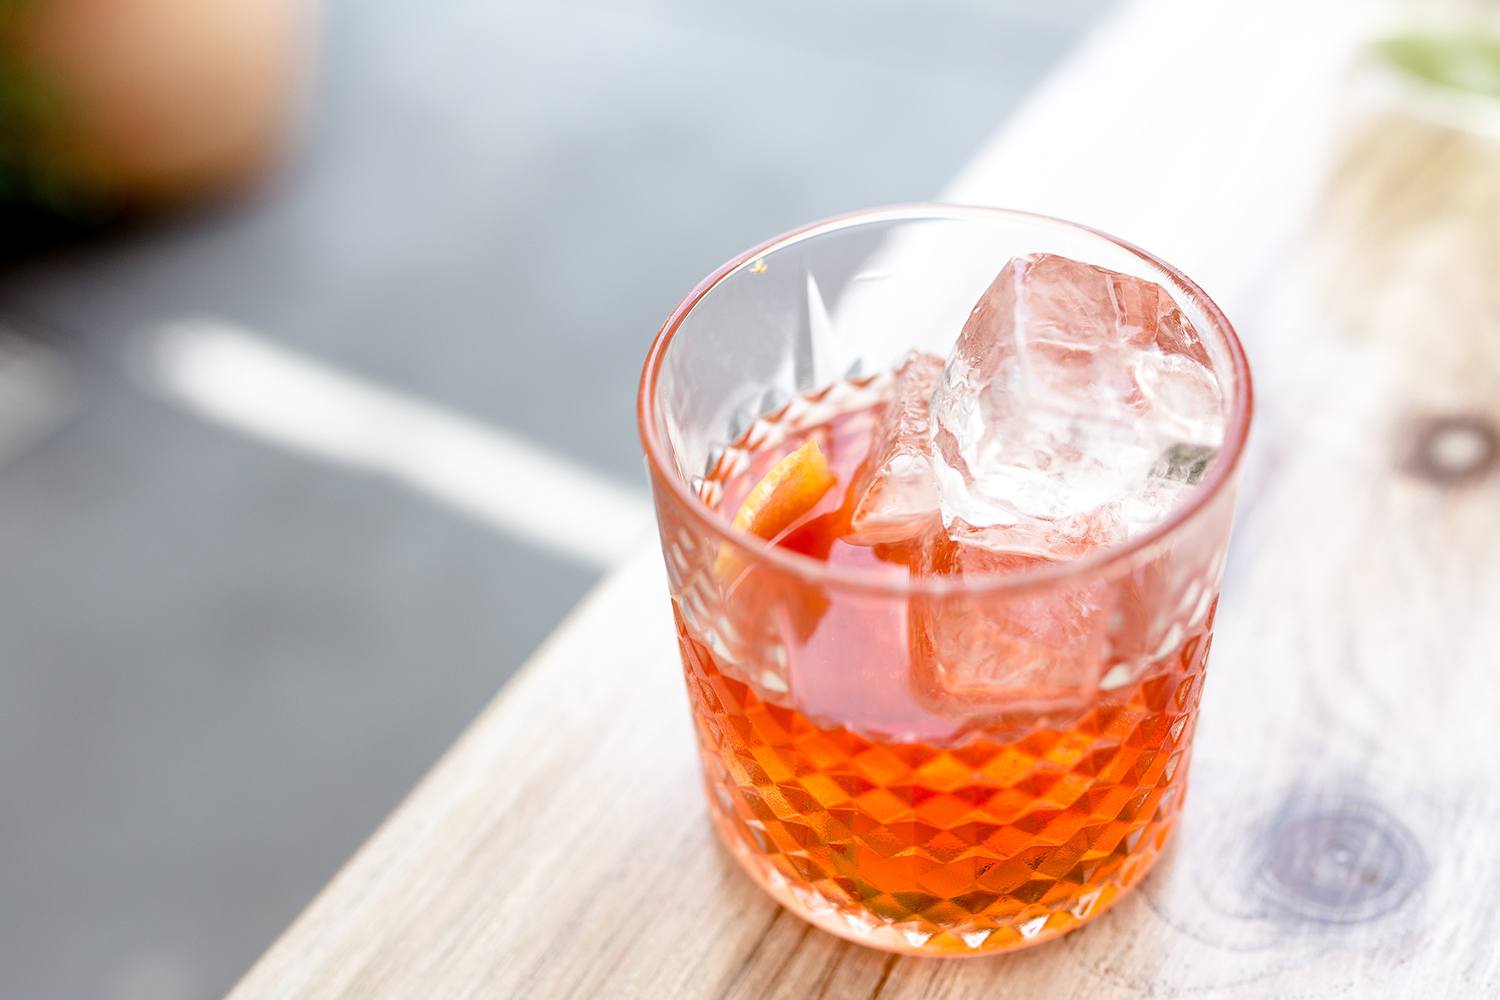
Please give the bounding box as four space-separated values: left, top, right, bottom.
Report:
229 1 1500 996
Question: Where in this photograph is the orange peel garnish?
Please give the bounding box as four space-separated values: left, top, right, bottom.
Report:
715 439 835 580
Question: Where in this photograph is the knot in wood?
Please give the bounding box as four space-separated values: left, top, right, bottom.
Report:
1405 415 1498 485
1260 796 1425 924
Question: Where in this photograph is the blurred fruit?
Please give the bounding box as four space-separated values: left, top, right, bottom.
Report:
0 0 308 215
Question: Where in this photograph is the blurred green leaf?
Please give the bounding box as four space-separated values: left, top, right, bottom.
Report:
0 52 92 216
0 1 108 221
1380 31 1500 100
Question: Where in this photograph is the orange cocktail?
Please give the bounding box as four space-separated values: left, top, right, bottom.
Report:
640 207 1250 955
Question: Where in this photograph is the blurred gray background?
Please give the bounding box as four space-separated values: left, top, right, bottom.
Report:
0 1 1111 996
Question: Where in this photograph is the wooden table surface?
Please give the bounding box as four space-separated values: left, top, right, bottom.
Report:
229 1 1500 996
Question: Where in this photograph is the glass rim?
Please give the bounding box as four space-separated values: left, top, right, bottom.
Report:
637 203 1254 598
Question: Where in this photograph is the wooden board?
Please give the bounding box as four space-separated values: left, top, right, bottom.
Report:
229 0 1500 995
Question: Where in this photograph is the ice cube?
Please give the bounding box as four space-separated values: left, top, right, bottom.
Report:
908 535 1114 723
847 350 945 544
930 253 1226 559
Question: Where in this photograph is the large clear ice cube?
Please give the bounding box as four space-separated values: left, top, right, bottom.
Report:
908 536 1114 722
930 253 1224 559
844 252 1226 712
847 350 946 544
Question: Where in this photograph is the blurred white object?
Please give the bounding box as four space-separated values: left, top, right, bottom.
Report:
0 330 74 467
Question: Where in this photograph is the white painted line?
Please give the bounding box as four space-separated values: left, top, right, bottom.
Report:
142 319 653 568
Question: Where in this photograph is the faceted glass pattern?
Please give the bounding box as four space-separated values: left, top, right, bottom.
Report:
681 618 1210 954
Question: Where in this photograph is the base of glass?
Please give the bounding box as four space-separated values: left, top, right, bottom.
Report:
707 804 1174 958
